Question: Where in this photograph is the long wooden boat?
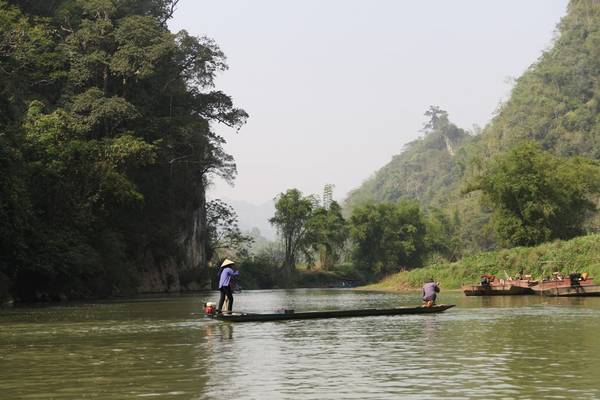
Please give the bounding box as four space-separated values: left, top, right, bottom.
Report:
531 277 600 297
463 284 533 296
463 279 537 296
541 285 600 297
208 304 455 323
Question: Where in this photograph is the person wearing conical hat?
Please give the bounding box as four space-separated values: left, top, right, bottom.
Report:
217 259 239 313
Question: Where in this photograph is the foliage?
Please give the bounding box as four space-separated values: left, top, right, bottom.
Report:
234 258 278 289
342 107 484 252
423 208 463 262
251 240 286 268
482 0 600 159
344 106 473 210
0 0 246 301
206 199 253 262
232 259 369 290
466 141 600 247
268 186 349 277
346 1 600 253
269 189 316 281
304 200 348 270
348 201 427 274
367 233 600 290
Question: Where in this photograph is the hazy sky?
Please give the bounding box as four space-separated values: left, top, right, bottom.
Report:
170 0 568 205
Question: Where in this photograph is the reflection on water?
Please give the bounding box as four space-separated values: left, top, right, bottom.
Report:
1 290 600 399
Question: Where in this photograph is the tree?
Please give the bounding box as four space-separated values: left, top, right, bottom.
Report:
269 189 315 281
349 201 427 274
466 141 600 247
423 105 449 132
304 199 348 270
424 208 462 262
206 199 253 262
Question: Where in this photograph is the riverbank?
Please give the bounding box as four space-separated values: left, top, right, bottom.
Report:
364 234 600 291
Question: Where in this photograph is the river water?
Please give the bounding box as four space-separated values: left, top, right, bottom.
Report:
1 289 600 399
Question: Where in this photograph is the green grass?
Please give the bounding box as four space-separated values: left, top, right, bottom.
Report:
366 234 600 290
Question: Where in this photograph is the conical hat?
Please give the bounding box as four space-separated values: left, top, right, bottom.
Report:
220 259 235 267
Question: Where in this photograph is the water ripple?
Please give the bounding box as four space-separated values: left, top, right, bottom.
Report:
2 290 600 399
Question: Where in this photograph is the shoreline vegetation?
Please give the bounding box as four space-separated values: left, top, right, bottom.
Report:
3 232 599 306
362 233 600 291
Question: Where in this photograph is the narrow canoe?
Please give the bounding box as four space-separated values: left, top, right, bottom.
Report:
209 304 455 323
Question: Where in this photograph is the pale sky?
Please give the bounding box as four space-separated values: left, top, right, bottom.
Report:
170 0 568 205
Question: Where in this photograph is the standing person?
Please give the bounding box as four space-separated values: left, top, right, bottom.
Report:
422 279 440 307
217 259 240 313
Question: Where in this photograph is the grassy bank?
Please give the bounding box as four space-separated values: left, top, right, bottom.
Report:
366 234 600 290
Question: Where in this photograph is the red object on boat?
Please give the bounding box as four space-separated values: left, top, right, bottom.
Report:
204 302 217 315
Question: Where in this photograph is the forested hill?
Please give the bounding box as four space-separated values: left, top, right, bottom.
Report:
482 0 600 158
0 0 246 302
345 0 600 248
345 107 473 210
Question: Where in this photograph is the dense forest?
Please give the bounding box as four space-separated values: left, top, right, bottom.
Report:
0 0 246 302
346 0 600 255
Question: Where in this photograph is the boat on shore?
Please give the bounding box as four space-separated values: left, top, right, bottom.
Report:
204 304 455 322
531 273 600 297
463 281 535 296
463 274 537 296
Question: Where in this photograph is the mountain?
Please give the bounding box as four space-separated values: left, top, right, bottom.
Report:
345 0 600 250
345 106 474 211
482 0 600 159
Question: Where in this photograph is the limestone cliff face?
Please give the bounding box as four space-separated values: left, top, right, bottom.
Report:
137 185 209 293
138 252 182 293
177 191 210 291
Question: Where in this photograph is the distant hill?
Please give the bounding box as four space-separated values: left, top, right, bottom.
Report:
222 198 277 240
345 107 474 211
345 0 600 250
481 0 600 159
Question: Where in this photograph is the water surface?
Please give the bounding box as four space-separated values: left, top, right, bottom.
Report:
1 290 600 399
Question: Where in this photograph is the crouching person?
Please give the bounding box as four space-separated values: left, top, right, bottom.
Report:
422 279 440 307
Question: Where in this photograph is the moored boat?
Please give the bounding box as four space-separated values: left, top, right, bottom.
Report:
463 274 537 296
205 304 455 322
531 273 600 297
463 282 535 296
540 285 600 297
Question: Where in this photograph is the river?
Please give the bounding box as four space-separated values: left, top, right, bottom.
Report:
1 289 600 399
